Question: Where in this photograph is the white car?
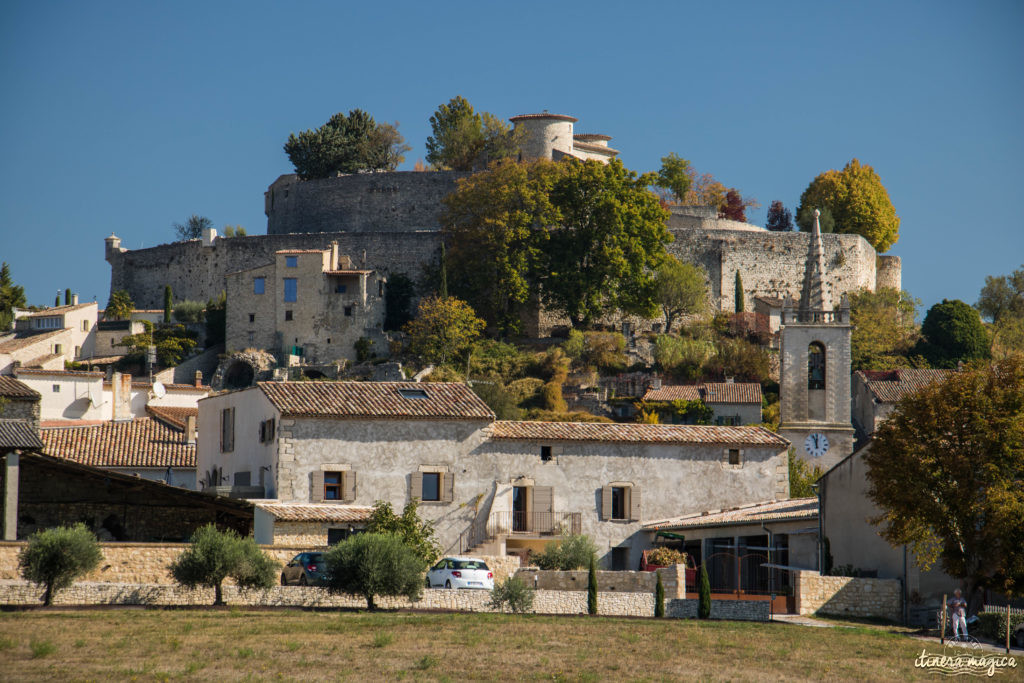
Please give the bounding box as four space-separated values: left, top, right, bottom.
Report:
426 557 494 590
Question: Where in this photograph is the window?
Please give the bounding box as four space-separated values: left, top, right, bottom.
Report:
378 281 384 297
74 345 81 357
220 407 235 453
715 415 740 426
398 388 429 399
808 342 826 390
248 332 255 345
285 256 298 268
253 277 265 295
728 449 741 465
248 314 255 323
54 343 63 355
335 284 347 294
344 305 353 317
540 446 552 462
259 418 276 443
602 484 639 521
35 317 60 329
327 528 358 545
411 470 453 503
283 278 297 302
723 448 744 468
285 310 293 321
311 469 356 502
81 320 90 331
611 547 629 571
52 384 60 393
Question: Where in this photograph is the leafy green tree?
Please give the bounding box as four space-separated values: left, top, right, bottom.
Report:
425 96 522 171
653 335 715 381
976 265 1024 325
365 500 441 566
654 152 692 203
654 257 707 333
587 556 599 615
404 296 485 365
443 160 561 336
105 290 134 321
169 525 277 605
765 200 794 232
172 299 205 324
488 575 535 613
797 158 900 252
796 203 835 233
533 534 598 571
734 271 745 312
0 262 27 330
118 321 198 367
788 449 824 498
709 337 771 382
470 382 522 420
163 285 173 324
383 272 416 331
18 523 102 606
323 532 426 610
173 214 213 241
865 356 1024 601
848 288 921 371
283 109 410 180
916 299 989 368
544 159 671 328
698 564 712 618
654 571 665 617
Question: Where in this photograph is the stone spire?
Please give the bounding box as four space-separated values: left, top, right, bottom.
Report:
799 208 830 314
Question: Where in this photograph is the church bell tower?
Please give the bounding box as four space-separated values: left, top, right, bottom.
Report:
778 210 855 470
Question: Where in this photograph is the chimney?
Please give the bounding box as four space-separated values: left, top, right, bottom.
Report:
725 376 735 384
72 293 79 305
194 370 203 388
111 372 133 422
185 415 196 445
651 377 662 390
330 241 340 270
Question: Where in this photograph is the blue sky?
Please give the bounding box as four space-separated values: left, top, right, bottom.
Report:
2 0 1021 316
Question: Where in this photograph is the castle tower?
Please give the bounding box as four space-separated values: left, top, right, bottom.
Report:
778 210 855 470
509 113 578 161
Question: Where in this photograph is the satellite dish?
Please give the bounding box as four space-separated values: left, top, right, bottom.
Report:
152 381 167 399
88 384 104 407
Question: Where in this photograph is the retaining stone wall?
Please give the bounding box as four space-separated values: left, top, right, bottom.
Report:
666 599 770 621
516 565 686 597
795 570 901 622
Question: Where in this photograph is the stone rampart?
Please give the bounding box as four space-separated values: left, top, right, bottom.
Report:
795 570 902 622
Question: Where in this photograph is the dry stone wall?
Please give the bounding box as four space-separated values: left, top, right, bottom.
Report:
795 570 902 622
516 565 686 597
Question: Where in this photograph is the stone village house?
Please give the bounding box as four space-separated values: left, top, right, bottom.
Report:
197 381 790 569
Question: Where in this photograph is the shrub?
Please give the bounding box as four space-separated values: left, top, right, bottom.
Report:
173 299 206 324
18 523 102 606
698 565 711 619
169 524 277 605
533 534 598 571
469 339 531 382
655 571 665 618
587 557 598 615
653 335 714 380
323 532 427 610
488 575 535 614
471 382 523 420
648 547 686 566
976 611 1024 641
354 337 375 362
365 500 441 566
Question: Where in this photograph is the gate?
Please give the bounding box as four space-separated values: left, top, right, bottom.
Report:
694 551 793 613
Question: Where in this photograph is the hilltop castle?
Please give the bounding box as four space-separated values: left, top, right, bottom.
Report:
106 112 900 337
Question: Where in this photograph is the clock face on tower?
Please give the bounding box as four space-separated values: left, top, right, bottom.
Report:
804 432 830 458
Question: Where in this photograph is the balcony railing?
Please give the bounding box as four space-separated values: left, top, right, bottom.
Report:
487 511 581 537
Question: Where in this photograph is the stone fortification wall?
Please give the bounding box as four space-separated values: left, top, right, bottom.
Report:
795 570 902 622
107 231 439 310
265 171 469 235
875 254 902 290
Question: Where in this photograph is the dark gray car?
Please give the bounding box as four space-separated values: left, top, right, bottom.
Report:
280 552 328 586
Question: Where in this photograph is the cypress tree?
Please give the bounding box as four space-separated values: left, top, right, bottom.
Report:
655 570 665 617
163 285 173 324
587 556 598 615
54 293 60 307
439 241 449 299
64 289 72 306
734 271 744 312
698 564 711 619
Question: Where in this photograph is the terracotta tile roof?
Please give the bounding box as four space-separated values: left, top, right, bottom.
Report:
40 419 106 428
254 502 374 523
146 406 198 429
0 376 40 399
15 368 104 378
573 133 612 141
17 303 95 318
41 417 195 468
643 382 762 404
0 329 66 353
856 369 954 403
275 249 325 254
0 419 44 450
258 381 494 420
571 140 619 155
644 497 818 530
489 421 789 447
510 113 578 123
24 353 64 368
754 296 786 307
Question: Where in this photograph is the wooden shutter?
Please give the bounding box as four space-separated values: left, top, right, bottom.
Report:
410 472 423 500
629 486 642 521
601 486 613 521
441 472 454 503
342 471 356 501
311 470 325 503
533 486 554 533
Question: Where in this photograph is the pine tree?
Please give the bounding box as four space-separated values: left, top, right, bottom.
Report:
587 556 598 615
735 271 745 312
655 571 665 617
163 285 173 324
698 565 712 619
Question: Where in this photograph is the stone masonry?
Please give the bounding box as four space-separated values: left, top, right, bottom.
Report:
794 570 902 622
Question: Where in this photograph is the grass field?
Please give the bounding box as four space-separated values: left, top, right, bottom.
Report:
0 608 963 681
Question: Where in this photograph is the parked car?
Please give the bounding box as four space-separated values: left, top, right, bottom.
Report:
281 552 328 586
426 557 494 590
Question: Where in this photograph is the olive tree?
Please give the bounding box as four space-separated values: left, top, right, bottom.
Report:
169 524 277 605
18 523 102 606
323 532 427 610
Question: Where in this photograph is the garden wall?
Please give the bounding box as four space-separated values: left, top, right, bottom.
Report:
515 564 686 598
794 570 901 622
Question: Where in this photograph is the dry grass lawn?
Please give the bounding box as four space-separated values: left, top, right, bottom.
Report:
0 608 961 681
